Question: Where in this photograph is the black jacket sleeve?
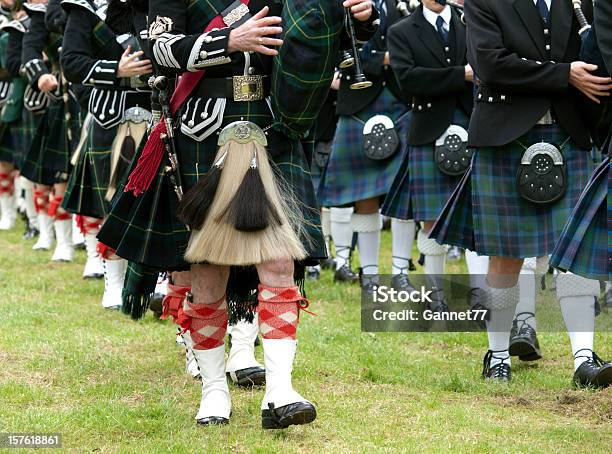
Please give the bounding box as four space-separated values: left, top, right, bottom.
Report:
465 0 570 92
388 23 466 97
61 8 119 86
45 0 67 33
21 11 50 86
6 29 24 77
148 0 232 73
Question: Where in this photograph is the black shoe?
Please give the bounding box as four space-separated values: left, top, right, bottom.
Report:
22 227 39 240
74 242 86 251
482 350 511 383
572 350 612 388
334 264 358 283
149 293 165 319
466 287 489 329
227 366 266 388
306 266 320 281
320 257 336 270
427 288 449 313
197 416 229 426
262 401 317 429
509 313 542 361
391 274 415 292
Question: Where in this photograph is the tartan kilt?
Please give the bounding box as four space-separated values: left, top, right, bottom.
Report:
318 88 411 206
20 98 78 186
0 109 40 168
382 108 469 221
99 100 326 271
550 157 609 281
430 124 594 258
311 139 331 201
63 121 116 218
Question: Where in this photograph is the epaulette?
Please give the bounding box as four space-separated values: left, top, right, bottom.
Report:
0 19 26 34
23 3 48 15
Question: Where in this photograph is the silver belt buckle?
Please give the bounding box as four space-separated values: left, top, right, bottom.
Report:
233 75 264 102
123 106 152 124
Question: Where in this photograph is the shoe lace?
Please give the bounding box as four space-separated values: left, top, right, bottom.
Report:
514 312 536 338
428 289 448 312
574 349 608 368
393 273 412 289
482 350 511 379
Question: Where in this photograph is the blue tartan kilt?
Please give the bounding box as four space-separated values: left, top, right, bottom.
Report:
430 124 595 258
550 157 609 281
20 98 79 186
63 120 116 219
382 108 469 221
99 122 326 271
318 88 410 206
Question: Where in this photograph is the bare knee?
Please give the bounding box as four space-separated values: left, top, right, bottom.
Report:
355 198 379 215
191 264 229 303
257 258 295 287
488 257 524 288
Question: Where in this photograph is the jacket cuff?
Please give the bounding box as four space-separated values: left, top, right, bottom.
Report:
82 60 118 86
23 59 48 86
187 28 232 71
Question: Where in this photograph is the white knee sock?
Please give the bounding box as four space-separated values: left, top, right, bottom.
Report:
330 207 353 270
391 218 416 275
321 208 331 256
516 258 537 330
466 250 489 290
556 273 598 370
352 213 381 275
417 230 446 275
485 282 519 367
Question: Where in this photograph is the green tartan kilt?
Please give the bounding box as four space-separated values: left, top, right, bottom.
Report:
99 101 326 271
63 121 116 219
0 109 40 169
431 124 594 258
20 98 79 185
550 157 609 281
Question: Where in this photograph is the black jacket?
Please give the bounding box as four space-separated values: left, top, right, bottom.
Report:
336 0 409 116
595 0 612 74
465 0 593 150
388 5 473 145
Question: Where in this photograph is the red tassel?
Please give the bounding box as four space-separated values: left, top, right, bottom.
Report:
124 121 167 197
96 242 117 259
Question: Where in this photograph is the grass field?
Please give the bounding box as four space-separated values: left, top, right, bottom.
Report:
0 220 610 453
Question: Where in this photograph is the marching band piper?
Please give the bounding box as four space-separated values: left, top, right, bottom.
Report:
432 0 612 387
98 0 377 428
60 0 153 304
318 0 416 294
383 0 474 309
19 0 80 262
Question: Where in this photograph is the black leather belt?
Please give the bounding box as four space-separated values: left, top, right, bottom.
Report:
195 75 270 102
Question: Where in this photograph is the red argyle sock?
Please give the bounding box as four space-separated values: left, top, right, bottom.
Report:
257 285 308 340
182 293 228 350
161 284 191 324
0 172 13 195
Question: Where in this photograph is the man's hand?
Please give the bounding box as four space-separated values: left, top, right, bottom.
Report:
569 61 612 103
227 6 283 56
344 0 373 22
331 72 341 91
383 52 390 66
37 73 58 93
464 63 474 82
117 46 153 78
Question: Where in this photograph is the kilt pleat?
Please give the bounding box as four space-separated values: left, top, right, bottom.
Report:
63 121 117 218
431 124 594 258
20 99 79 186
317 88 410 206
383 108 469 221
0 110 40 169
550 157 609 281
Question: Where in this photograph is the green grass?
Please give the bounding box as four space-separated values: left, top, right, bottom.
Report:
0 221 610 453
